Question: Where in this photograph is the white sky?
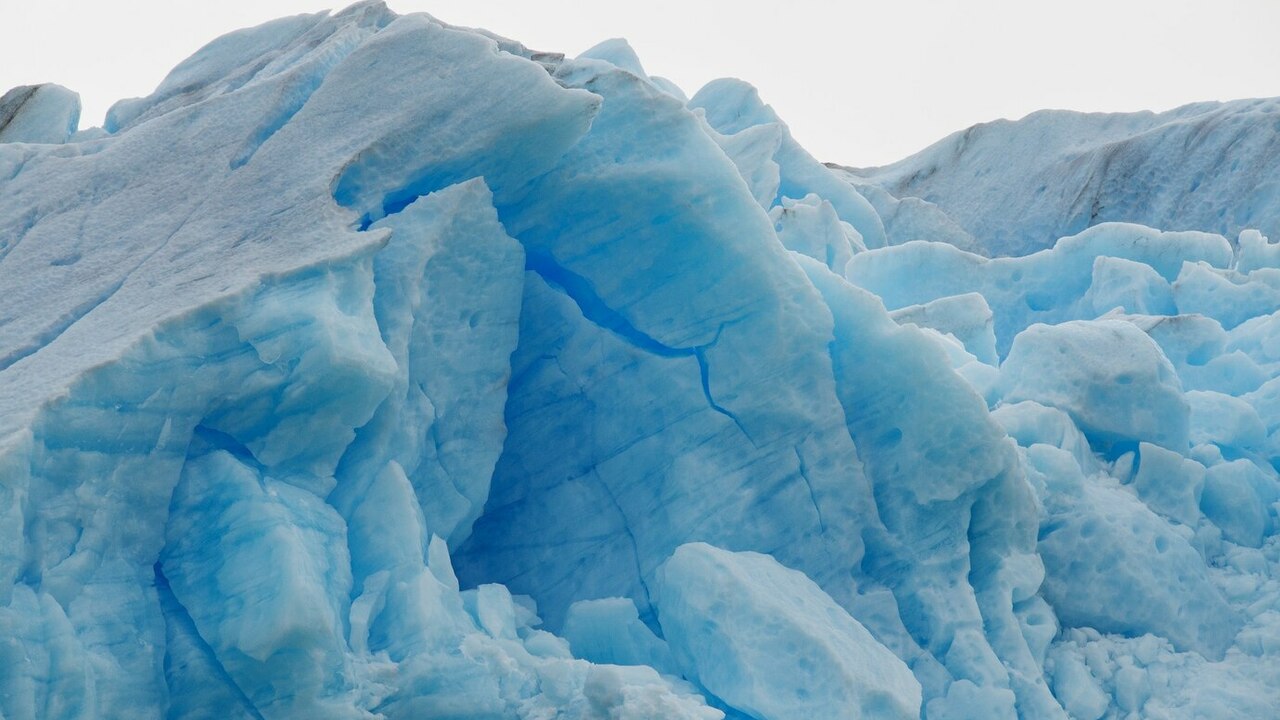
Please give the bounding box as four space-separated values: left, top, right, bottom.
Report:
4 0 1280 167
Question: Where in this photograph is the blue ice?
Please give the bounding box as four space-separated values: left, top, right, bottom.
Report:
3 3 1280 719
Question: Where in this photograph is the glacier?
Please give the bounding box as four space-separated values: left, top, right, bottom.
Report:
2 2 1279 718
840 100 1280 258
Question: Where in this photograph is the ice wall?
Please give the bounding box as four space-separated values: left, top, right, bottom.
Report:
2 3 1279 719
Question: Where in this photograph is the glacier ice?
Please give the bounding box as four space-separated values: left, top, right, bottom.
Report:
0 84 81 145
842 99 1280 257
656 543 921 720
2 2 1280 718
1000 320 1190 452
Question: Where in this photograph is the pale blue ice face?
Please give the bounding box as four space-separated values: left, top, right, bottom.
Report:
3 3 1280 719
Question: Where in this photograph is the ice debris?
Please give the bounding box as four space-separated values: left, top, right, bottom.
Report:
2 2 1280 719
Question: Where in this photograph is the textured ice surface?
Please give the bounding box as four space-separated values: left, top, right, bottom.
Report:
842 99 1280 257
657 543 921 720
0 84 80 144
3 2 1280 719
1000 320 1190 452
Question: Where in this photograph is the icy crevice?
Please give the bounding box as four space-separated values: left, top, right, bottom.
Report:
694 346 751 443
349 171 456 232
155 562 266 720
793 445 826 533
191 424 267 476
229 70 327 170
231 19 389 171
524 249 688 358
526 249 754 445
505 353 559 396
590 468 654 618
0 276 127 372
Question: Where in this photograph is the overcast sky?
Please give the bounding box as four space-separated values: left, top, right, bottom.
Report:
5 0 1280 166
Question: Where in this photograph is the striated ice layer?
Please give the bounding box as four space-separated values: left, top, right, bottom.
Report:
2 2 1280 719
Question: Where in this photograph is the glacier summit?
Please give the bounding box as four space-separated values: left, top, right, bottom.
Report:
2 3 1280 718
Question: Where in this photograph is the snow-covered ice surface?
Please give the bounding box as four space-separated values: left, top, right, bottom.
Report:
840 100 1280 257
2 3 1279 718
0 84 80 145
